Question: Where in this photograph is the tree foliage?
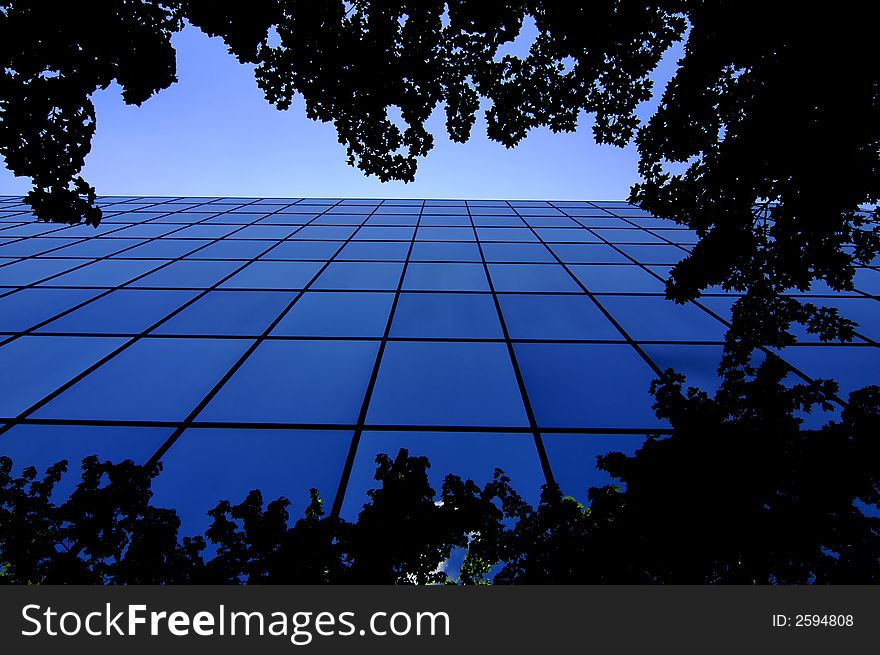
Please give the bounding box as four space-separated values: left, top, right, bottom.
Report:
631 2 880 369
0 449 517 584
0 1 181 225
2 1 877 353
2 2 879 583
3 366 879 586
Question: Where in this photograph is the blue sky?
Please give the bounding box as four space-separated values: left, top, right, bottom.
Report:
1 22 681 201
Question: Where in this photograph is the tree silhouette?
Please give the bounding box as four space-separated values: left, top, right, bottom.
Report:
4 378 878 585
0 448 523 584
631 2 879 369
2 2 878 583
3 2 876 348
3 1 686 221
0 456 202 583
0 1 181 225
470 358 880 584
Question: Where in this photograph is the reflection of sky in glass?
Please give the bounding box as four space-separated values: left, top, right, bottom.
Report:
1 196 875 527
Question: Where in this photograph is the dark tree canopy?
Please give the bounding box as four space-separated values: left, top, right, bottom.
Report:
0 1 181 226
2 1 877 358
2 0 687 212
2 2 879 583
0 449 521 584
3 363 879 585
631 2 880 370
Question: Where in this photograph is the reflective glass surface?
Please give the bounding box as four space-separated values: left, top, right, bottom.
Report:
1 196 875 519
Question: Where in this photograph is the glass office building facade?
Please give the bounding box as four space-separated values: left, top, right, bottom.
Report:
0 195 878 532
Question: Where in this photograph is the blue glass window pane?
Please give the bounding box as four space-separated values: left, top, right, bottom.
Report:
573 218 633 230
147 428 351 535
280 204 331 212
469 206 516 215
472 215 526 227
228 225 297 240
0 288 101 332
499 294 621 340
544 434 647 499
626 217 673 230
328 205 373 213
153 290 292 336
0 238 76 257
39 289 198 334
515 343 662 429
615 244 688 265
111 239 211 259
341 431 544 519
218 261 324 289
260 240 339 260
409 242 481 262
336 241 410 261
593 228 664 244
391 293 503 338
0 425 172 500
816 298 880 342
569 264 665 293
423 206 468 215
226 205 271 214
611 207 656 217
0 335 126 417
488 263 580 292
645 265 674 282
34 337 252 422
535 228 600 243
522 216 579 228
129 260 242 288
778 345 880 398
403 263 489 291
364 214 419 226
598 297 728 341
42 259 164 287
353 226 415 241
418 216 471 227
640 344 725 392
170 224 240 239
548 243 630 264
476 227 538 242
517 206 563 216
0 258 87 286
151 428 352 535
110 224 183 238
293 226 358 240
416 227 475 241
651 229 698 245
312 262 404 291
0 223 65 237
50 238 147 258
854 268 880 294
208 214 260 224
185 239 274 260
481 243 555 263
257 213 315 225
425 200 465 207
311 214 365 226
113 210 172 225
367 342 528 427
150 212 213 226
198 340 379 424
272 291 393 337
374 205 421 214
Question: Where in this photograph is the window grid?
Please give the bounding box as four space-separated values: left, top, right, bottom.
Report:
1 196 877 515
